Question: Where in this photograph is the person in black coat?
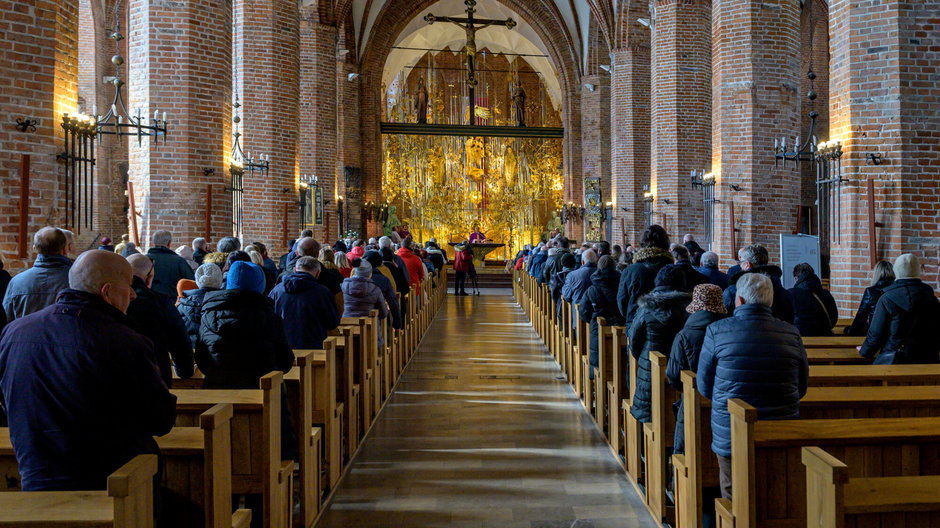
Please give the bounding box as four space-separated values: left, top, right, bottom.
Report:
671 244 709 292
192 237 208 265
269 257 341 350
579 256 625 377
0 257 10 333
551 253 577 323
0 250 176 491
125 254 195 387
845 261 895 336
788 263 839 336
617 225 675 329
667 284 727 454
177 263 223 348
723 244 794 323
683 234 705 257
629 264 691 424
859 254 940 364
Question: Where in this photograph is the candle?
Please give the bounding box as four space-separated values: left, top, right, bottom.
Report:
162 112 166 122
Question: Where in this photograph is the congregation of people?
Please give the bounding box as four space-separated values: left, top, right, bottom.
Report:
515 225 940 500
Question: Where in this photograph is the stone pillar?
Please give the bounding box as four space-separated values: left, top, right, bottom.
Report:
828 0 940 310
236 0 299 251
610 44 650 247
128 0 232 248
581 74 611 242
650 0 711 241
300 19 338 242
711 0 801 265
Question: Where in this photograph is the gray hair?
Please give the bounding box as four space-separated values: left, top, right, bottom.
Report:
740 244 769 266
295 256 321 274
152 230 172 247
378 236 393 249
701 251 720 268
192 237 207 250
736 272 774 307
217 236 241 253
581 249 598 265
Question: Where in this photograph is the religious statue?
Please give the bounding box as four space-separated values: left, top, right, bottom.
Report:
513 84 526 127
414 78 428 124
383 204 402 237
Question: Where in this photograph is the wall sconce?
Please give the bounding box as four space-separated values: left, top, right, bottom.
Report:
866 152 883 165
599 64 610 73
14 118 38 133
690 170 715 188
643 191 655 202
347 73 360 81
584 83 595 92
729 184 742 192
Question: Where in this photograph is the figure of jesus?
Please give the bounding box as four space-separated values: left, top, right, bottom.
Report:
415 78 428 123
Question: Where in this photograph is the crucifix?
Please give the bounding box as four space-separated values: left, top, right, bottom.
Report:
424 0 515 125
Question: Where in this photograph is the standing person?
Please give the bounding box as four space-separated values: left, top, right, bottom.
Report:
269 256 341 350
469 226 486 243
125 254 195 386
146 230 195 299
617 225 674 329
683 234 704 258
579 255 625 377
723 244 794 323
859 253 940 364
192 237 208 265
845 261 895 336
667 284 728 453
113 234 130 255
98 237 114 252
0 250 176 491
788 263 839 336
453 243 472 296
697 273 808 499
396 237 426 294
3 227 72 322
628 265 691 425
670 244 709 292
696 251 730 289
178 263 224 348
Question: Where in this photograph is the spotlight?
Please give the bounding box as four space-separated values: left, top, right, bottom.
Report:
638 18 651 28
347 73 360 81
584 83 595 92
598 64 610 73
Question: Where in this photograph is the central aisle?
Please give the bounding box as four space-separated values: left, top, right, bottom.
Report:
317 289 657 528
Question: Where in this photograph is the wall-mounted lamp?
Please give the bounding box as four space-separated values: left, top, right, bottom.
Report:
584 83 595 92
203 168 215 177
643 191 655 202
14 117 38 133
637 18 651 28
598 64 611 73
729 184 742 192
347 73 360 81
866 152 883 165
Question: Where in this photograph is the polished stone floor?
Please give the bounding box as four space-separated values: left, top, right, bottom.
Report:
316 289 656 528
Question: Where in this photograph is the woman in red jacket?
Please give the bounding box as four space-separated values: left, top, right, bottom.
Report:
453 243 472 296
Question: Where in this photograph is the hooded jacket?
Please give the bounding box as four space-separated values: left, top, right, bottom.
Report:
396 247 425 294
616 247 675 329
268 272 341 350
579 267 625 369
341 275 389 321
529 249 549 280
723 265 795 323
859 279 940 364
146 246 195 299
789 272 839 336
0 289 176 490
696 303 808 457
425 247 446 273
177 287 218 348
845 276 895 336
2 253 72 322
667 310 727 453
126 276 195 386
628 287 691 423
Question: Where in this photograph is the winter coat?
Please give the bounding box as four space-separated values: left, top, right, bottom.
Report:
146 246 196 299
696 303 808 457
426 249 446 273
562 263 597 306
616 247 675 329
177 287 218 348
193 247 208 265
628 288 691 423
789 272 839 336
579 267 625 369
342 276 389 347
551 267 575 321
530 250 549 280
845 277 895 336
726 264 742 278
454 249 471 273
674 260 709 292
2 254 71 322
396 248 425 294
695 264 730 290
371 272 402 329
268 272 341 351
667 310 727 453
859 279 940 364
684 240 705 257
126 276 195 386
723 265 795 323
0 289 176 490
196 289 294 389
542 250 570 285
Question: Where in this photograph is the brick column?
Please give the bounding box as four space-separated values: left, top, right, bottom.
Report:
128 0 232 248
581 74 611 243
610 45 650 247
711 0 801 265
828 0 940 310
235 0 299 250
650 0 711 240
300 20 338 242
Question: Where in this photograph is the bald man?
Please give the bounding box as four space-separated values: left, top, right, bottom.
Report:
280 236 344 300
3 227 72 321
125 254 195 386
0 250 176 491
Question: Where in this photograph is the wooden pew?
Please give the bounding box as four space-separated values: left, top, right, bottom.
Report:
283 351 322 528
340 315 373 441
608 325 627 458
802 446 940 528
172 372 292 528
0 455 159 528
624 341 643 487
594 317 616 435
575 304 589 402
801 335 864 349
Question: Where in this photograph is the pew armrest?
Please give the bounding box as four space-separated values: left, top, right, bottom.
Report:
231 509 252 528
672 453 688 478
715 498 734 528
844 476 940 514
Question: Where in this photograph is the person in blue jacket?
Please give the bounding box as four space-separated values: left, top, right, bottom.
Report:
268 256 341 351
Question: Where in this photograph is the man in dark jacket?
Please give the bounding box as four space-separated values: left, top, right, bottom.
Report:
146 229 195 299
192 237 208 265
671 244 708 292
283 238 343 307
683 234 705 258
269 257 341 350
550 253 577 322
278 240 295 274
178 262 223 348
617 225 675 329
628 265 691 424
859 253 940 364
3 227 72 321
542 237 570 284
126 254 195 386
562 249 598 306
697 272 808 499
0 250 176 491
723 244 794 323
579 256 624 376
695 251 729 289
788 263 839 336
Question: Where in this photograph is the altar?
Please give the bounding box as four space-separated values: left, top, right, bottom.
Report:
448 242 505 268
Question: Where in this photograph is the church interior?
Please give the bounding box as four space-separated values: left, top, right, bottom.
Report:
0 0 939 526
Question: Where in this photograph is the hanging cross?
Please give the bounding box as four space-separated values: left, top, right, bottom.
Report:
424 0 515 125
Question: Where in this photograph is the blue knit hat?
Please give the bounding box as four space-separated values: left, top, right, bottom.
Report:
226 261 265 294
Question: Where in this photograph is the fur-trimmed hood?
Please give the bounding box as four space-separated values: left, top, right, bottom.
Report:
638 288 692 323
633 247 674 264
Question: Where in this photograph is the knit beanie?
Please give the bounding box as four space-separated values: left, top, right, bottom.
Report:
560 252 576 269
354 259 373 278
195 262 223 289
654 264 686 291
226 261 265 294
364 250 383 269
893 253 921 279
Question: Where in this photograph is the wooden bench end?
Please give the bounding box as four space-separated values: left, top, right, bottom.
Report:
801 446 848 484
107 454 158 498
199 402 234 430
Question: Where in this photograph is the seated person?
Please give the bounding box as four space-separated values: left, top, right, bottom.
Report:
178 262 223 348
341 260 389 345
788 262 839 336
268 256 341 350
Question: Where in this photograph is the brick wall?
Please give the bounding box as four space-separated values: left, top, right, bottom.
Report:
580 73 610 242
610 44 650 247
